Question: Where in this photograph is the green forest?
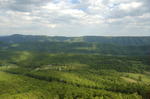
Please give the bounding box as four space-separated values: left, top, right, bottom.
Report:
0 35 150 99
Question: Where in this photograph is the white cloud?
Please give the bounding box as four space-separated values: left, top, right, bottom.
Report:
0 0 149 36
119 2 143 11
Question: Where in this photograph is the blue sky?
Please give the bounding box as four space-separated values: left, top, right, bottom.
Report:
0 0 150 36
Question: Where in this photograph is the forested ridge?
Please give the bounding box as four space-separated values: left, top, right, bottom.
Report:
0 34 150 55
0 35 150 99
0 34 150 45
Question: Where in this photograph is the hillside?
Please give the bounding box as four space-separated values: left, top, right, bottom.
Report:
0 34 150 55
0 35 150 99
0 34 150 45
0 52 150 99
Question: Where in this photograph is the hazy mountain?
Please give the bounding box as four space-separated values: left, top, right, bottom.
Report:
0 34 150 55
0 34 150 46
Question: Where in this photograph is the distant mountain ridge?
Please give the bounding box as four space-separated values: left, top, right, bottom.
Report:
0 34 150 46
0 34 150 55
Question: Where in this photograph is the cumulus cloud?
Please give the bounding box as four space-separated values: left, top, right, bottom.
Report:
119 2 142 11
0 0 149 36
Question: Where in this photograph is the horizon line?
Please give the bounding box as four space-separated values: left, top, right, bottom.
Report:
0 34 150 37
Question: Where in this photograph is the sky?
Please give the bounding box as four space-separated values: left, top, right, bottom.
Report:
0 0 150 36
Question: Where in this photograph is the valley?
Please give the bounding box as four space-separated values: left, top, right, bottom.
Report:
0 35 150 99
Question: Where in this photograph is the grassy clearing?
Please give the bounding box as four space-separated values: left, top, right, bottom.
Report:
123 72 150 84
121 77 137 83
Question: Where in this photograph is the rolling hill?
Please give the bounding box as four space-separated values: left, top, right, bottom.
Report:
0 34 150 99
0 34 150 55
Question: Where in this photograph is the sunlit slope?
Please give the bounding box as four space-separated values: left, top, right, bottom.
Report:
1 68 145 99
0 52 150 98
0 71 143 99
